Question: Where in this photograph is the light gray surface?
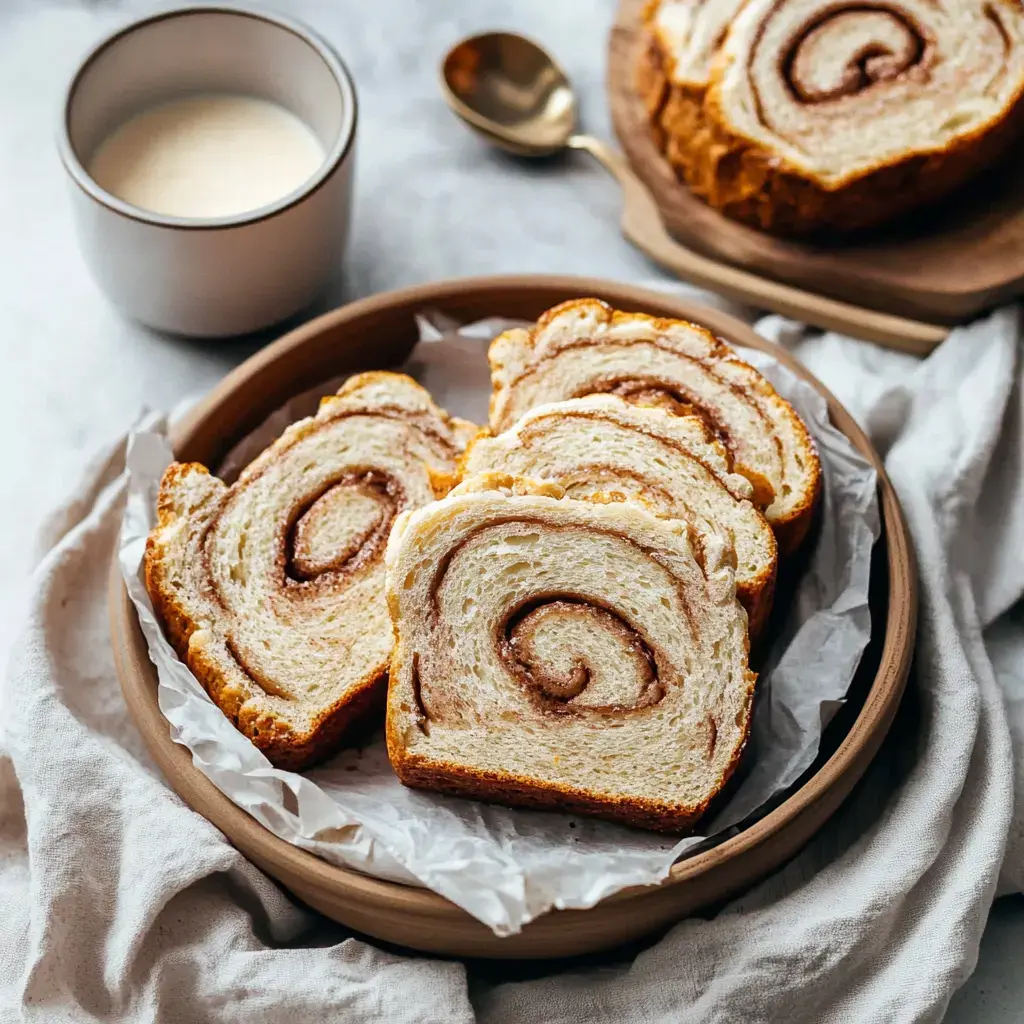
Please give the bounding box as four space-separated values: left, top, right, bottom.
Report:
0 1 1021 1019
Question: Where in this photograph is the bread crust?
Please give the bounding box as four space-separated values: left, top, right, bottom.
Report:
387 716 754 834
638 3 1024 236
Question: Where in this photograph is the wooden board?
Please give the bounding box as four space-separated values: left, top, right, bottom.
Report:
608 0 1024 323
109 275 917 959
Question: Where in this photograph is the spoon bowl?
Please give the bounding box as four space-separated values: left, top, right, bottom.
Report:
441 32 576 156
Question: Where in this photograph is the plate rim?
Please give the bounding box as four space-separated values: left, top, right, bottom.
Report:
109 273 917 953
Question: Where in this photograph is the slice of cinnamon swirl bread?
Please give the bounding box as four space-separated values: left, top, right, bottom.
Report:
145 372 476 770
641 0 1024 235
385 473 756 833
461 395 777 636
488 298 821 554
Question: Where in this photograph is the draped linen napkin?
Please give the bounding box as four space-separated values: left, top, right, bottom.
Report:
1 296 1022 1023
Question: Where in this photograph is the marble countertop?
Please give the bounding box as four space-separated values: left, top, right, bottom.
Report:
0 1 1019 1017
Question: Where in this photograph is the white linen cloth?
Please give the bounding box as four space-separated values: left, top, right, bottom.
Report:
2 302 1022 1022
2 0 1023 1019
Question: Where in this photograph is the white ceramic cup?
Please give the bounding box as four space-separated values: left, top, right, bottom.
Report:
59 6 357 337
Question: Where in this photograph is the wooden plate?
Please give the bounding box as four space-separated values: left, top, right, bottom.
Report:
109 275 916 959
608 0 1024 323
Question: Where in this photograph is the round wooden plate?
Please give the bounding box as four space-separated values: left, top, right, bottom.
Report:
109 275 917 960
608 0 1024 323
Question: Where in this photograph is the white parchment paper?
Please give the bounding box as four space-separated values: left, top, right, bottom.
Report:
118 315 879 935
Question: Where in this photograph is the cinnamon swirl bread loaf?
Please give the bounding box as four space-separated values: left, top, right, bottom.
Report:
488 299 820 554
385 474 756 832
640 0 1024 235
462 395 777 635
145 372 475 770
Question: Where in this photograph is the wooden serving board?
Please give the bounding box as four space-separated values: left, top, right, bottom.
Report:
109 275 916 960
608 0 1024 323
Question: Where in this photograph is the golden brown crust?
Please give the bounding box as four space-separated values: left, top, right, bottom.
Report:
638 5 1024 236
743 552 776 639
771 414 823 558
754 371 823 557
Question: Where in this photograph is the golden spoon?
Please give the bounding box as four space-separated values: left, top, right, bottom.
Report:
441 31 947 355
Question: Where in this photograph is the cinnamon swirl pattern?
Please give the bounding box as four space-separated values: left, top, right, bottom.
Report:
145 372 476 770
488 299 821 554
385 474 756 832
640 0 1024 234
462 395 778 635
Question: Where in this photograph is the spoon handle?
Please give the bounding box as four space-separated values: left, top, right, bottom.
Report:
567 134 947 356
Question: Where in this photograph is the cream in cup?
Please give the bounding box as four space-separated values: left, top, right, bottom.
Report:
59 6 357 337
88 93 327 219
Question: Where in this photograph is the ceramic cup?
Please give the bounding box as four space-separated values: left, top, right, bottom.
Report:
59 5 357 337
